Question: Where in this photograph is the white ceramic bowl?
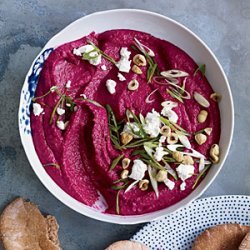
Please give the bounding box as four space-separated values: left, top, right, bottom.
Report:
18 9 234 224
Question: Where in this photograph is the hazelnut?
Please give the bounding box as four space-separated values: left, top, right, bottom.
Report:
155 170 167 182
160 125 171 137
121 132 133 145
197 110 208 123
120 169 129 179
210 144 220 163
167 133 178 145
128 79 139 91
132 65 142 74
195 133 207 145
172 151 184 162
122 158 131 169
204 127 212 135
133 54 147 67
210 93 221 102
139 179 149 191
182 155 194 165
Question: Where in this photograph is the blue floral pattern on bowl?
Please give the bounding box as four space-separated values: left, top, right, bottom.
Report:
19 48 53 134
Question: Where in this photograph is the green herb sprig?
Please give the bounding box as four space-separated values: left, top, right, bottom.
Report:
194 64 206 76
87 40 117 65
192 165 211 189
133 38 158 83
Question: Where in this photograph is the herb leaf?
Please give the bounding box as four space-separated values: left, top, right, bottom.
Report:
192 165 211 189
109 154 124 171
106 105 122 149
87 40 117 65
194 64 206 76
49 95 65 125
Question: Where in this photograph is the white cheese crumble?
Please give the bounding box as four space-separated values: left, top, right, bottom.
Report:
143 109 161 138
154 146 166 162
33 103 44 116
101 65 107 71
106 79 117 94
65 80 71 89
56 121 66 130
73 44 101 66
161 101 178 123
117 72 126 81
180 181 186 191
129 159 147 181
164 178 175 190
56 107 65 116
176 164 195 181
116 47 131 73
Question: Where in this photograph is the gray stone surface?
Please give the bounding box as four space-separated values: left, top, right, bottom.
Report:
0 0 249 249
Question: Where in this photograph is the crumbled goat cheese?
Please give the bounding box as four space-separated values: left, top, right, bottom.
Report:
164 178 175 190
33 103 44 116
129 159 147 181
73 44 101 66
143 109 161 138
117 72 126 81
180 181 186 191
106 79 117 94
116 47 131 73
176 164 195 181
56 121 66 130
101 65 107 71
56 107 65 116
65 80 71 89
154 146 166 162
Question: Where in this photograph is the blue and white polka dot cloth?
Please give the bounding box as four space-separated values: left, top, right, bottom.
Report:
132 196 250 250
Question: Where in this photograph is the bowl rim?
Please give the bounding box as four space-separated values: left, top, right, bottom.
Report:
18 8 234 224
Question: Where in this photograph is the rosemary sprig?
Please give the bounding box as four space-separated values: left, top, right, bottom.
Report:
111 179 129 190
194 64 206 76
32 87 57 102
167 88 184 103
87 40 117 65
160 116 189 136
133 39 158 83
192 165 211 189
49 95 65 125
109 154 124 171
127 110 147 138
106 105 122 148
43 163 60 169
124 137 158 149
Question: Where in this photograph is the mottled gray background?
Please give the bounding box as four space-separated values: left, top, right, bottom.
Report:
0 0 249 249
